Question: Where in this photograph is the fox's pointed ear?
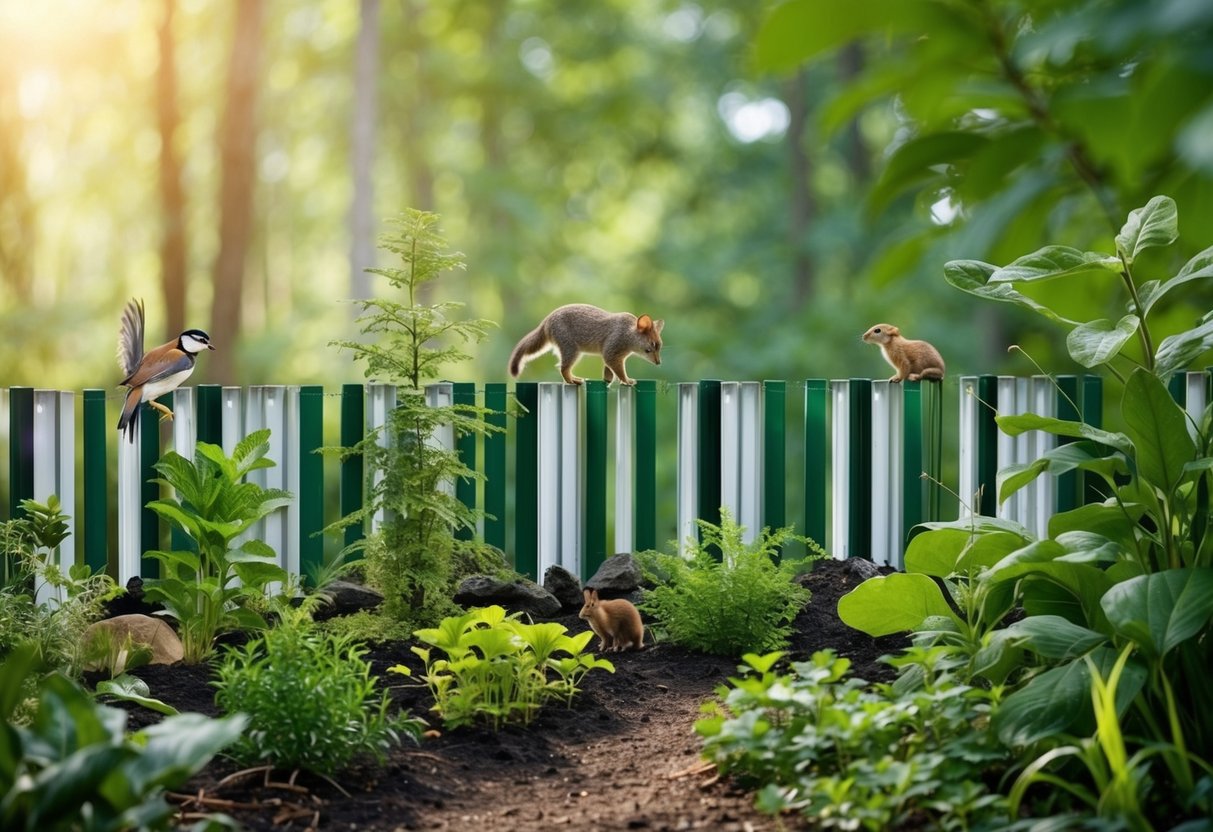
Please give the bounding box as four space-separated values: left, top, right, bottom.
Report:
654 318 664 334
636 314 653 332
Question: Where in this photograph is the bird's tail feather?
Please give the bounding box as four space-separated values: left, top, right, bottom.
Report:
117 298 145 381
117 388 140 443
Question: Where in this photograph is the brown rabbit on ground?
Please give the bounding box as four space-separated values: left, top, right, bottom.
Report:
578 588 644 653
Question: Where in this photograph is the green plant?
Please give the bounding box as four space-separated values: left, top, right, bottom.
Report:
697 650 1011 831
141 430 292 663
327 209 504 631
638 510 820 657
1 644 245 832
406 605 614 729
213 624 421 776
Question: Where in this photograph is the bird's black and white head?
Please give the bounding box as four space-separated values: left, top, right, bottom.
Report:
178 329 215 354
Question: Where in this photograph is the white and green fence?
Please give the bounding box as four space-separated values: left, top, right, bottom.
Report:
4 374 1207 593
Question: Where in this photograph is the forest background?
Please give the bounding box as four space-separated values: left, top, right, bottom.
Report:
2 0 1211 403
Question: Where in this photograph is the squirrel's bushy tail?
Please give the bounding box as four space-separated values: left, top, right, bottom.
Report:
508 325 549 378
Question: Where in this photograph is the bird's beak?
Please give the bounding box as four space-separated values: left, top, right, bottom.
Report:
207 343 216 350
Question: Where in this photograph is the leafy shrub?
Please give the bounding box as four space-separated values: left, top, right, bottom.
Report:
1 644 244 832
142 430 291 663
638 510 821 657
327 210 504 631
408 605 615 729
213 625 421 775
698 650 1011 831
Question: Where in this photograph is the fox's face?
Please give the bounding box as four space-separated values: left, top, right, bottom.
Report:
636 315 664 365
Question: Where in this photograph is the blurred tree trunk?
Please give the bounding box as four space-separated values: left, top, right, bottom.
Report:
0 63 34 303
349 0 379 302
786 68 815 310
208 0 264 383
401 0 433 213
157 0 187 340
837 43 870 184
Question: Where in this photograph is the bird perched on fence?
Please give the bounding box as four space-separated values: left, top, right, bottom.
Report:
117 298 215 442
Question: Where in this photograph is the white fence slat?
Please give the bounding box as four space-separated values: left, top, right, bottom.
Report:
1186 371 1207 441
425 383 455 498
284 386 301 580
738 381 762 545
33 391 70 605
869 382 891 566
117 416 142 584
830 380 849 560
559 383 583 578
366 383 396 533
1031 376 1055 540
719 382 740 534
676 383 698 558
1014 377 1032 530
173 387 196 459
614 384 635 555
261 386 287 590
996 376 1016 521
221 387 243 456
958 376 978 516
537 383 562 577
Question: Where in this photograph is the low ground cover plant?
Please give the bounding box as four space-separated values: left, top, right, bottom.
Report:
213 622 421 776
638 510 822 657
406 605 615 728
142 430 291 663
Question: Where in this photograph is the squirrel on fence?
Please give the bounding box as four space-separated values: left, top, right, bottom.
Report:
508 304 664 386
862 323 945 382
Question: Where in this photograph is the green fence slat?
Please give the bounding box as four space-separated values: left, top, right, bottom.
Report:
453 382 476 543
976 375 999 516
847 379 871 559
923 379 944 520
195 384 223 445
1082 375 1104 504
803 379 828 546
902 381 923 541
82 390 109 575
514 382 538 578
140 395 168 577
299 385 324 582
483 383 507 553
8 387 33 521
697 380 722 555
633 380 657 552
584 380 608 576
762 381 786 557
1055 376 1080 513
340 383 365 550
1168 373 1186 405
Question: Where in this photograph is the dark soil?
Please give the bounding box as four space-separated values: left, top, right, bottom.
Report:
108 559 907 832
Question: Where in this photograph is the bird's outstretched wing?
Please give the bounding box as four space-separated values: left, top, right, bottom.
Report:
117 298 145 379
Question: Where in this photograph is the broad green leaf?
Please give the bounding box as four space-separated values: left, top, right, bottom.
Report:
1121 368 1196 492
125 713 247 795
1140 244 1213 314
944 259 1080 325
1050 531 1126 565
1154 317 1213 379
998 460 1049 505
1101 568 1213 659
995 412 1133 456
1115 195 1178 263
836 573 960 636
1001 615 1106 659
985 543 1112 628
96 675 179 716
870 132 988 211
1048 499 1142 545
912 515 1034 539
905 528 1028 576
989 245 1121 284
1066 315 1139 367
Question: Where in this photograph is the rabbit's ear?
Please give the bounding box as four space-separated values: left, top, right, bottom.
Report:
583 589 592 601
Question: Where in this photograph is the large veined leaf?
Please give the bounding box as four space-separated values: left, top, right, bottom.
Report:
1066 315 1140 367
1154 317 1213 379
1048 499 1143 545
1101 568 1213 659
989 245 1121 284
1140 244 1213 314
905 528 1026 576
995 412 1134 456
870 132 989 211
836 573 960 636
1121 368 1196 492
944 259 1080 325
1115 195 1178 263
1002 615 1106 660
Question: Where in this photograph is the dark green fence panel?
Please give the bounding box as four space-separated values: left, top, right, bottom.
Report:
1168 373 1186 404
1055 376 1081 513
140 396 169 576
902 381 923 539
195 384 223 445
697 380 721 552
453 382 476 542
8 387 33 521
847 379 871 558
483 383 507 553
584 380 608 576
339 384 365 550
976 375 999 516
633 380 657 552
923 380 944 520
763 381 786 554
299 386 324 581
1082 375 1104 504
803 379 828 546
82 390 109 575
514 382 538 578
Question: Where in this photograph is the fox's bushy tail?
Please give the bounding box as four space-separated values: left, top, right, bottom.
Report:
508 326 549 378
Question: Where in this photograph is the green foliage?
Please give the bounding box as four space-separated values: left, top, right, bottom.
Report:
638 511 820 657
327 210 503 630
0 644 245 832
213 624 420 776
407 605 614 729
141 430 292 663
697 650 1010 831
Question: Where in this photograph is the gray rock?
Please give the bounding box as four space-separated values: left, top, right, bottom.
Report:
543 565 583 611
839 557 882 581
585 553 643 594
454 575 563 619
314 580 384 620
